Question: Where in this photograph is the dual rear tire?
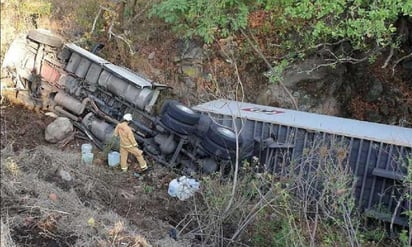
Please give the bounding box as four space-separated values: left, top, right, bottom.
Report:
160 100 200 135
159 100 243 161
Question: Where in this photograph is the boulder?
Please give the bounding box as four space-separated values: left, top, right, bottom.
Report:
256 57 346 115
45 117 73 143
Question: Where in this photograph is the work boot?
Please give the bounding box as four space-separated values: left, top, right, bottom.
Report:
135 166 151 174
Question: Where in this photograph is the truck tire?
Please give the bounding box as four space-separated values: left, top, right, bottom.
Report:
27 29 63 47
160 112 196 135
207 124 242 150
165 100 200 125
200 136 234 160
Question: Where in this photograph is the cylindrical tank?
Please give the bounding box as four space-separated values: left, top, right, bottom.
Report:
75 57 91 78
97 70 153 110
82 112 114 143
85 63 102 85
54 92 85 115
90 120 114 143
65 52 81 73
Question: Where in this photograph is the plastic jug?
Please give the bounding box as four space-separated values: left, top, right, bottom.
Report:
108 151 120 167
81 143 92 154
82 152 94 165
168 178 181 197
168 176 200 201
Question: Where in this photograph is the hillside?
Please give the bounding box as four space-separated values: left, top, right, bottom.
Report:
1 1 411 246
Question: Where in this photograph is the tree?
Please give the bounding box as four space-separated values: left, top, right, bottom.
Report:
150 0 412 81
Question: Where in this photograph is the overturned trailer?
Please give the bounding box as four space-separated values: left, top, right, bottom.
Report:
2 29 411 228
194 100 412 227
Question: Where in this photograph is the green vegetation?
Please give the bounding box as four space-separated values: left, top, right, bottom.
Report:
151 0 411 48
151 0 412 82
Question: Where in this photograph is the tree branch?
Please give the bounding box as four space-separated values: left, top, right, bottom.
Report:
392 52 412 75
381 46 394 69
240 28 298 110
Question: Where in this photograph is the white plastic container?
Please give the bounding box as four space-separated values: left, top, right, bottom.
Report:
168 176 200 201
108 151 120 167
82 152 94 165
81 143 92 154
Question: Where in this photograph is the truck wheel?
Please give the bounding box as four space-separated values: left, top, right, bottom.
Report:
166 100 200 125
207 124 242 150
27 29 63 47
200 136 234 160
160 112 196 135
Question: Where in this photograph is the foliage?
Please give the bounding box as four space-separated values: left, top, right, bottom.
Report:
150 0 249 43
75 0 101 33
265 59 289 84
151 0 411 48
2 0 52 30
151 0 412 83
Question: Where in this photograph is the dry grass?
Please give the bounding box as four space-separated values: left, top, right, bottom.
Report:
0 144 150 246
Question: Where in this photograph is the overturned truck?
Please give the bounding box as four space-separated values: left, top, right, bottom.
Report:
2 29 411 228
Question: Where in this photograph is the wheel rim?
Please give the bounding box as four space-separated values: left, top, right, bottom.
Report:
217 127 236 139
176 104 195 114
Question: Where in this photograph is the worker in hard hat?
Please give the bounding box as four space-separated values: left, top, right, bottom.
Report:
113 113 148 172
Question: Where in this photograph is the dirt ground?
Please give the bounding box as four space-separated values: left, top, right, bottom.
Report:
0 102 193 246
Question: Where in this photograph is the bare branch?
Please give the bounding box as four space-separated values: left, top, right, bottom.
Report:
392 52 412 75
297 48 376 75
91 8 103 34
296 61 338 74
240 28 298 110
107 16 135 55
130 0 152 23
91 5 136 55
310 39 348 50
381 46 394 68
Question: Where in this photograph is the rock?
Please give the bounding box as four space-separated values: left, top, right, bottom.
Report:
181 76 196 89
148 51 155 60
365 110 382 122
365 79 383 102
58 168 72 181
402 59 412 69
45 117 73 143
315 97 340 115
48 193 58 201
181 64 202 78
183 47 204 61
256 57 346 115
380 104 390 116
282 58 346 88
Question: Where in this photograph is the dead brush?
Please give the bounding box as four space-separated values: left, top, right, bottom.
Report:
101 221 151 247
1 217 16 247
1 145 152 246
4 157 20 177
37 213 61 236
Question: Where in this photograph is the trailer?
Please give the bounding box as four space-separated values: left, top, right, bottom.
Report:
193 100 412 227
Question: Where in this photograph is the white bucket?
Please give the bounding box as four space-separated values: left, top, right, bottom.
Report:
81 143 92 154
82 152 94 165
108 151 120 167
